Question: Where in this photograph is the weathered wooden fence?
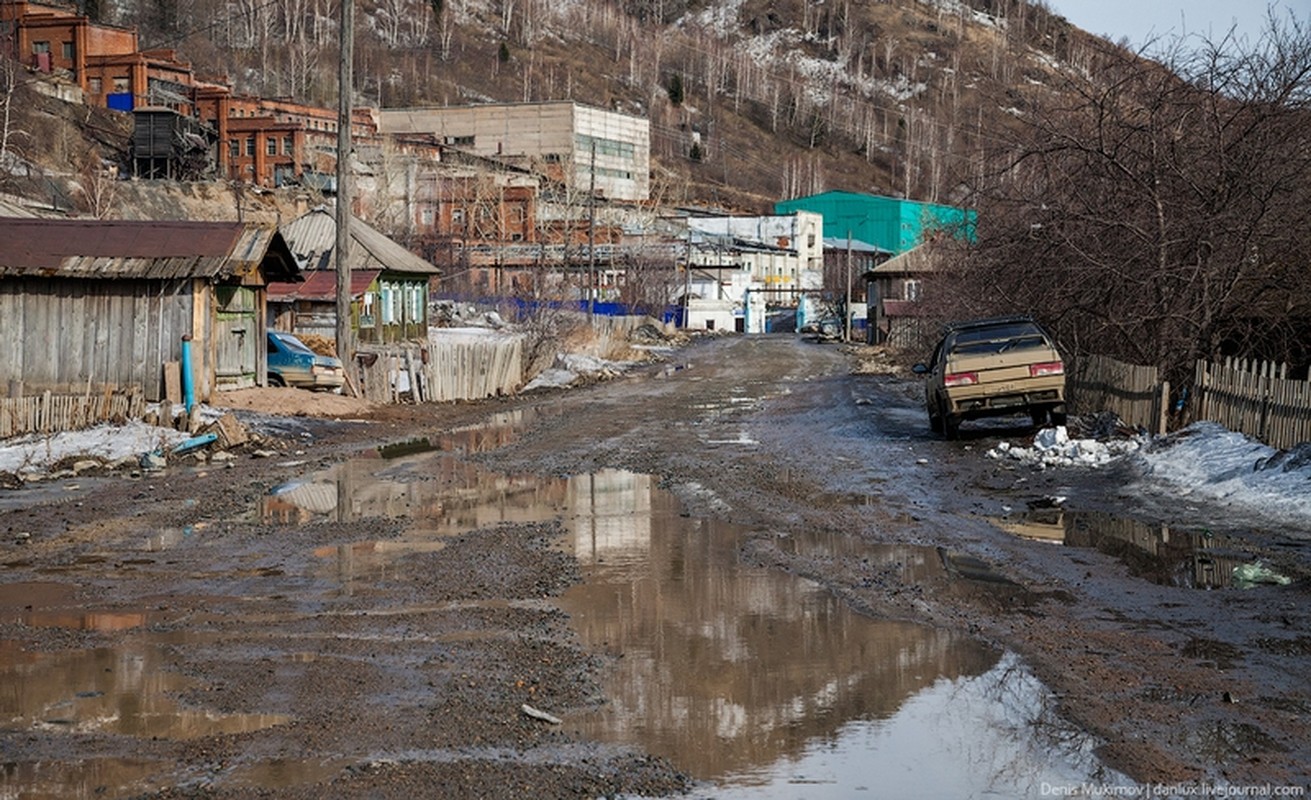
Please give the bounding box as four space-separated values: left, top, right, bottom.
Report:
1068 353 1169 434
1194 358 1311 450
354 331 524 404
0 387 146 438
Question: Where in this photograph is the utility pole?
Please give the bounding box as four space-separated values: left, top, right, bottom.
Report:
683 218 693 329
845 230 853 343
587 139 596 317
335 0 355 380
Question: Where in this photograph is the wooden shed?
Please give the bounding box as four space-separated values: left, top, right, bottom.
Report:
270 208 440 345
864 243 940 348
0 218 299 413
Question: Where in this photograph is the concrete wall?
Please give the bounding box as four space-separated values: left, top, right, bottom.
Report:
379 102 650 202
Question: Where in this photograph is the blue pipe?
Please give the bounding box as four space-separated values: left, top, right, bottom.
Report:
180 334 195 413
171 433 217 455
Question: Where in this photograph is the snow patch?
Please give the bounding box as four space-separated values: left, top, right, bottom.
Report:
0 421 192 475
986 426 1141 469
522 353 634 392
1128 422 1311 528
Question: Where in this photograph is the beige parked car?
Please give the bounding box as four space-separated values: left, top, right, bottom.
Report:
913 316 1067 439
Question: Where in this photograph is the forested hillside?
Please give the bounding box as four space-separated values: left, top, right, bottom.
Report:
85 0 1106 208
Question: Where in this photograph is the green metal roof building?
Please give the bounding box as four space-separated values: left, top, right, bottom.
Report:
774 191 974 255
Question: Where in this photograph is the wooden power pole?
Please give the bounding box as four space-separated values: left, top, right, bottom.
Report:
335 0 355 376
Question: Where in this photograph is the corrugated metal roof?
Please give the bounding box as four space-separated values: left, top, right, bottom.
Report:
268 269 381 302
0 219 299 281
281 207 441 276
822 237 889 256
869 244 941 275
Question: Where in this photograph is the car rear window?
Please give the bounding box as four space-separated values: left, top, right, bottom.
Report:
948 323 1050 355
272 333 317 356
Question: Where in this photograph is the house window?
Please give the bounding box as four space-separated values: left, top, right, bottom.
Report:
61 41 74 59
904 279 922 301
407 285 425 323
380 285 397 325
266 137 277 156
32 41 50 54
88 77 102 94
419 206 434 226
245 137 255 156
229 140 239 159
112 76 129 92
359 292 376 328
283 135 294 155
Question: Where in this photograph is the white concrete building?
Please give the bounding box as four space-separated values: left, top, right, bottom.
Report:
683 212 824 333
378 101 650 202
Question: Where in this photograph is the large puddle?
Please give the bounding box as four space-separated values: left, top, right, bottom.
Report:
258 436 1129 795
0 582 289 743
2 412 1131 796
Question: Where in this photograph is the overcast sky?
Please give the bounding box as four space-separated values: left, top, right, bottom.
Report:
1044 0 1308 49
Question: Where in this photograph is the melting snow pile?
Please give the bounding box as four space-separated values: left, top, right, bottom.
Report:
986 426 1141 469
523 353 632 392
1128 422 1311 528
0 421 191 476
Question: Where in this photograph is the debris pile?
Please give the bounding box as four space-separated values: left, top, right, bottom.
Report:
987 424 1142 469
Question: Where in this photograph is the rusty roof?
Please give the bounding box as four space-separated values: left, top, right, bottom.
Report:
0 218 300 281
267 269 381 303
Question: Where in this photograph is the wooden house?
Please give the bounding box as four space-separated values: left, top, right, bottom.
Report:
0 218 299 419
269 208 440 345
864 243 940 347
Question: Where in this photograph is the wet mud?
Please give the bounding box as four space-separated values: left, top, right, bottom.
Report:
2 336 1309 797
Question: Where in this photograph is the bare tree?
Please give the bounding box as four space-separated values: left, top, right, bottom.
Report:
949 17 1311 383
0 51 25 173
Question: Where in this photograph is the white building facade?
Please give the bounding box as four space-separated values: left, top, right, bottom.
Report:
683 211 824 333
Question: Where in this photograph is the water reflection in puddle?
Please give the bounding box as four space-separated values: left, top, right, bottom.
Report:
554 475 1129 796
252 428 1129 795
0 582 288 749
260 409 560 534
0 758 167 800
995 508 1272 589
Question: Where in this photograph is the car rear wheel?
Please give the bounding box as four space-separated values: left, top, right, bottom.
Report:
943 411 961 440
1050 405 1068 426
267 373 285 387
928 403 943 434
1030 407 1049 428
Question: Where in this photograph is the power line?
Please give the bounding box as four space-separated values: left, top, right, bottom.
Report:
140 0 289 53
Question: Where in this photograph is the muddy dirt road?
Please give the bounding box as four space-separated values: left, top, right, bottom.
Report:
2 335 1309 798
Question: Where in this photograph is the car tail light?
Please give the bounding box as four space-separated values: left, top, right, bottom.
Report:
1029 361 1065 377
944 371 978 387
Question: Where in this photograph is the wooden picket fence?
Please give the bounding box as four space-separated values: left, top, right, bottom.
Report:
1067 353 1169 434
1194 358 1311 450
354 331 524 404
0 387 146 438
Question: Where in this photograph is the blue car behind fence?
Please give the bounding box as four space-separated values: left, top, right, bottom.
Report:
267 330 345 390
